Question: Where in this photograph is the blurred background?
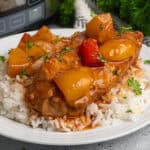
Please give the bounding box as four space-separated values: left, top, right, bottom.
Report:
0 0 149 37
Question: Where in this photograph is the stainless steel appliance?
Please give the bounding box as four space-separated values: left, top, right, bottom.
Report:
0 0 59 37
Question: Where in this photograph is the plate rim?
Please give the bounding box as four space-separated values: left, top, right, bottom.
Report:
0 117 150 146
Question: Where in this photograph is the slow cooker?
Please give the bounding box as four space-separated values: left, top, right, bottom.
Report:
0 0 59 37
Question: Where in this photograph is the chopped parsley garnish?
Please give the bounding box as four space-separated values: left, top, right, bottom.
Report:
38 54 50 61
112 69 119 75
58 47 71 62
28 55 34 60
59 47 71 55
119 26 132 34
43 54 50 61
38 55 43 59
127 77 142 95
19 67 29 78
0 56 5 62
123 96 127 99
8 50 11 54
58 57 63 62
98 54 107 63
90 9 95 17
99 24 105 30
126 109 133 113
54 36 61 44
144 60 150 64
26 40 34 50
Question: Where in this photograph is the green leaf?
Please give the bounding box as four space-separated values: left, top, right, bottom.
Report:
96 0 119 12
99 24 105 30
28 55 34 60
126 109 133 113
0 56 5 62
8 50 11 54
112 69 119 75
119 26 132 34
43 54 50 61
90 9 95 17
98 54 107 63
54 36 61 44
19 67 29 78
58 47 71 62
127 77 142 95
59 0 75 26
58 57 63 62
59 47 71 55
96 0 150 35
26 40 34 50
144 60 150 64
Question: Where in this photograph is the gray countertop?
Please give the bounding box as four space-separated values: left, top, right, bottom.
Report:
0 125 150 150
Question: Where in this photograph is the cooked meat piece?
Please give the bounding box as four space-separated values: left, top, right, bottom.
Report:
91 59 131 102
38 52 80 81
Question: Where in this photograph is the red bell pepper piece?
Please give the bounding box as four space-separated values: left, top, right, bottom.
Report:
78 38 105 67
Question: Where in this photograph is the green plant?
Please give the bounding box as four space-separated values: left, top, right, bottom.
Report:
59 0 75 26
96 0 120 13
97 0 150 35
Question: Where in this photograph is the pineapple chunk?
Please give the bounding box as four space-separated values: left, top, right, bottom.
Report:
8 48 30 77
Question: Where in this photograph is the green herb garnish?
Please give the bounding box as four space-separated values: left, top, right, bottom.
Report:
54 36 61 44
119 26 132 34
123 96 127 99
90 9 95 17
38 55 43 59
38 54 50 61
99 24 105 30
144 60 150 64
112 69 119 75
59 47 71 55
58 47 71 62
126 109 133 113
0 56 5 62
58 57 63 62
28 55 34 60
26 40 34 50
59 0 75 26
98 54 107 63
19 67 29 78
96 0 149 36
127 77 142 95
43 54 50 61
8 50 11 54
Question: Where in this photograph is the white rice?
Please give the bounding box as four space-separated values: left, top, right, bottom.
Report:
0 60 150 132
0 61 28 124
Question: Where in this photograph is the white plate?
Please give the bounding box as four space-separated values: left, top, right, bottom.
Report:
0 29 150 145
